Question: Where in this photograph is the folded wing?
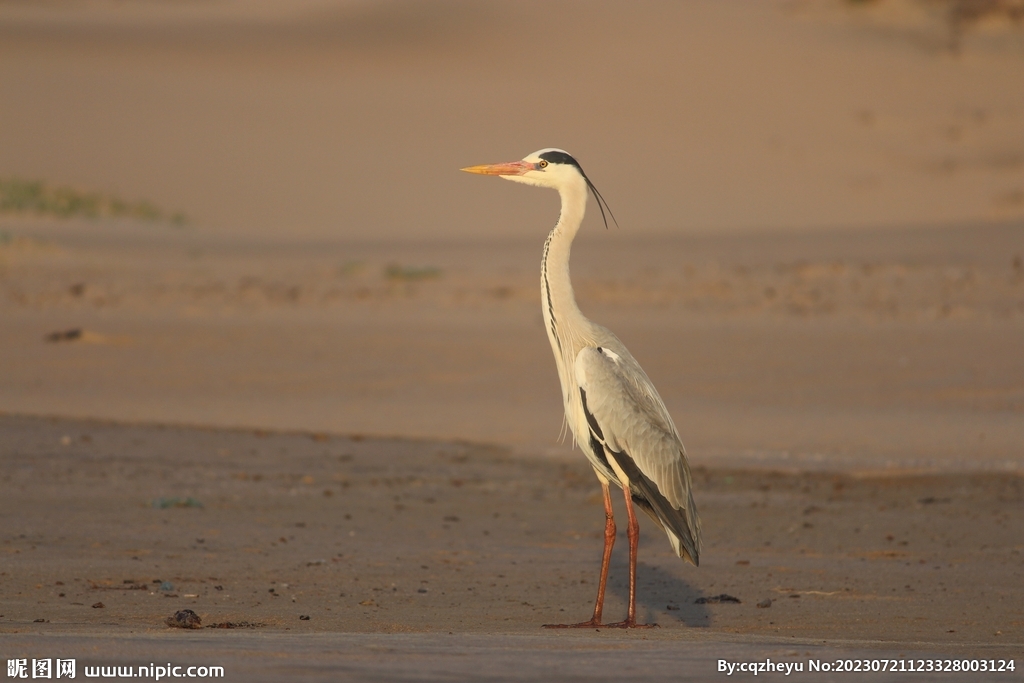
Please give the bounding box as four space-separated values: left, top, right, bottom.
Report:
575 345 701 565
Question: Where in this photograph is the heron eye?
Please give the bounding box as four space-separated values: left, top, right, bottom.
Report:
538 160 548 169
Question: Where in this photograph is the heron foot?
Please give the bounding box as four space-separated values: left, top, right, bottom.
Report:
541 619 604 629
542 619 659 629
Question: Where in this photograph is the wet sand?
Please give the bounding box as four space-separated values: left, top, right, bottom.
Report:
1 414 1021 680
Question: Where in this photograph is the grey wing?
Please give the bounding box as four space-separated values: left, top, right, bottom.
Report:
575 345 701 565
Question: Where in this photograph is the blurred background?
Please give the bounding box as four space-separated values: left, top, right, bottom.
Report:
2 0 1023 240
1 0 1022 470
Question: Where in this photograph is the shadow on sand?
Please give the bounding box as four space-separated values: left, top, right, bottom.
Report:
598 542 710 627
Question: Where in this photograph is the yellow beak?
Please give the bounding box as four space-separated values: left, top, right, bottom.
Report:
460 160 535 176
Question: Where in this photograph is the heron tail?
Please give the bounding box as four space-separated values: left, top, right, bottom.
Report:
632 493 701 566
603 444 702 566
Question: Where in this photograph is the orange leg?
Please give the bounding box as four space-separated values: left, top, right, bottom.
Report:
606 483 658 629
543 481 616 628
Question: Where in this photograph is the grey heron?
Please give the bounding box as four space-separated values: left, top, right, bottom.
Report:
462 149 701 628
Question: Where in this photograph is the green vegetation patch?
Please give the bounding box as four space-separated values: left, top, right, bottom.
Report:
0 177 187 225
384 264 442 281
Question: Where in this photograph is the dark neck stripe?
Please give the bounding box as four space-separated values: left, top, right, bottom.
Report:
541 230 561 356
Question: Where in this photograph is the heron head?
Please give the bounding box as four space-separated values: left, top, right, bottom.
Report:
460 148 580 187
461 148 617 228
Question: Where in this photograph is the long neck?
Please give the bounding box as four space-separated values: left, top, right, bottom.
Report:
541 179 592 400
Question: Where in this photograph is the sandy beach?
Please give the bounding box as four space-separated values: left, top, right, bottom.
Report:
2 1 1023 680
2 221 1021 469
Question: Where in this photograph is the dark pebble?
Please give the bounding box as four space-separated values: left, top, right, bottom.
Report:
165 609 202 629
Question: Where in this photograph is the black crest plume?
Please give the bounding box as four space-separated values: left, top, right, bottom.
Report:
538 150 619 230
